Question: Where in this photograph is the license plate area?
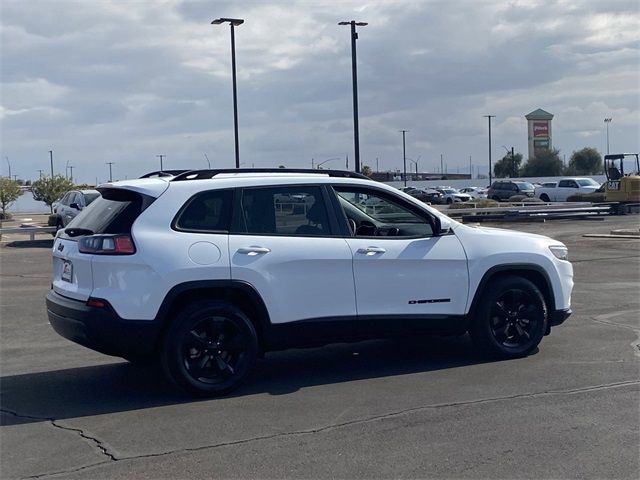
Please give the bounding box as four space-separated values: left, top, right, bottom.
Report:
61 260 73 283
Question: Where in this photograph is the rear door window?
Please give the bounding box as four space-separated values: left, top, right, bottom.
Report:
234 186 331 236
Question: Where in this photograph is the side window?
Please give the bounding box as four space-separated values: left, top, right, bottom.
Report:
333 187 433 238
558 180 570 188
238 186 330 236
175 189 233 232
60 193 71 205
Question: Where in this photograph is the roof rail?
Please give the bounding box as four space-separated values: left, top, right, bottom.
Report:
170 168 369 182
139 170 191 178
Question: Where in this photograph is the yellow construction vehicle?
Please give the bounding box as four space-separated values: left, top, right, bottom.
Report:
604 153 640 203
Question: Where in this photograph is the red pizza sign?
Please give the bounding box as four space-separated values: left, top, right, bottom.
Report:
533 122 549 137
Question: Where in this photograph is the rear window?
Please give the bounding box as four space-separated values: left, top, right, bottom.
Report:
61 189 154 238
515 182 535 190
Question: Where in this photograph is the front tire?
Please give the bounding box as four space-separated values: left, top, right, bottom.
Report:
161 300 258 396
470 276 547 358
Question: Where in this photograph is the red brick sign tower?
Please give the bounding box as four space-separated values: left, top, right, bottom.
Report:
525 108 554 159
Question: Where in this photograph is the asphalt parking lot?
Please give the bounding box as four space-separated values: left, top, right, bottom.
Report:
1 216 639 479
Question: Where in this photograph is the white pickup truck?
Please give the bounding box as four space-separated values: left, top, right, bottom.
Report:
535 177 601 202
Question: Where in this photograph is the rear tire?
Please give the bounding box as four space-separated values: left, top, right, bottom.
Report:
161 300 258 396
540 194 550 202
470 276 547 358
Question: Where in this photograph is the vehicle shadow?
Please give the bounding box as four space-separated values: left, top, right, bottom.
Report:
3 239 54 249
0 335 498 426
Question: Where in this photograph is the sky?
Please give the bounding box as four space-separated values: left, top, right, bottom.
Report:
1 0 639 184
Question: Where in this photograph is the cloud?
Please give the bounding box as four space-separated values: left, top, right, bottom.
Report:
1 0 638 182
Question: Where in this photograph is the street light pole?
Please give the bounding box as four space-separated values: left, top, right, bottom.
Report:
316 157 340 169
339 20 367 173
106 162 114 182
400 130 408 187
156 154 165 171
604 118 612 154
49 150 54 178
5 156 10 180
212 17 244 169
483 115 495 185
69 166 74 182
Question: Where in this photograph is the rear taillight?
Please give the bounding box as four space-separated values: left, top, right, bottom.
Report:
78 235 136 255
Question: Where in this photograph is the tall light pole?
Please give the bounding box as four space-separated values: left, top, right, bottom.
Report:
339 20 367 173
156 154 165 171
106 162 114 182
69 165 74 182
5 156 10 180
604 117 612 154
483 115 495 185
37 169 44 179
400 130 408 187
212 17 244 169
49 150 54 178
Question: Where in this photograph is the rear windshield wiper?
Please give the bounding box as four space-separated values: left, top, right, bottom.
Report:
64 227 95 237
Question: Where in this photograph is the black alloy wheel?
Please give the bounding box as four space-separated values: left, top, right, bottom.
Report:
489 289 540 348
470 276 547 358
162 300 258 396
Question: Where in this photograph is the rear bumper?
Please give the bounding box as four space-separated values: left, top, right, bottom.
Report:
46 290 160 359
549 308 572 327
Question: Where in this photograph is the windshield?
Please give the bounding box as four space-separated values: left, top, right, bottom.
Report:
577 179 600 186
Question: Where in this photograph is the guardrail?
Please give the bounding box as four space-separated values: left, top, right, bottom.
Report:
443 202 616 223
0 226 56 241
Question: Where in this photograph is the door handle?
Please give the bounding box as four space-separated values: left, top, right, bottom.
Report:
357 246 386 255
237 246 271 255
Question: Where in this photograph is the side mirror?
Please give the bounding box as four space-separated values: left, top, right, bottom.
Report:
70 202 81 210
435 216 453 236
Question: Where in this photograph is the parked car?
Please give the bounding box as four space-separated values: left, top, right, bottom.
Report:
487 181 535 201
535 178 601 202
403 187 444 204
48 189 100 230
458 187 488 199
47 169 573 396
435 187 472 204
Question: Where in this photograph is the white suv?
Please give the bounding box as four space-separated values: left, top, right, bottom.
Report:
47 169 573 396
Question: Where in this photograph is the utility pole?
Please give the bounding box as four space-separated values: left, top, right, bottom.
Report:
483 115 495 186
156 154 165 171
49 150 54 177
400 130 408 187
37 169 44 179
512 147 516 177
106 162 114 182
69 165 74 183
469 155 472 179
5 156 11 180
376 157 379 172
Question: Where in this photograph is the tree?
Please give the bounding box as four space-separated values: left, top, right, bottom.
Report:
0 178 22 218
493 152 523 178
31 175 74 213
521 149 564 177
566 147 602 175
361 165 373 177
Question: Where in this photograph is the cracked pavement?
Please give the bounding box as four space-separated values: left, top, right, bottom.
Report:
1 216 639 479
